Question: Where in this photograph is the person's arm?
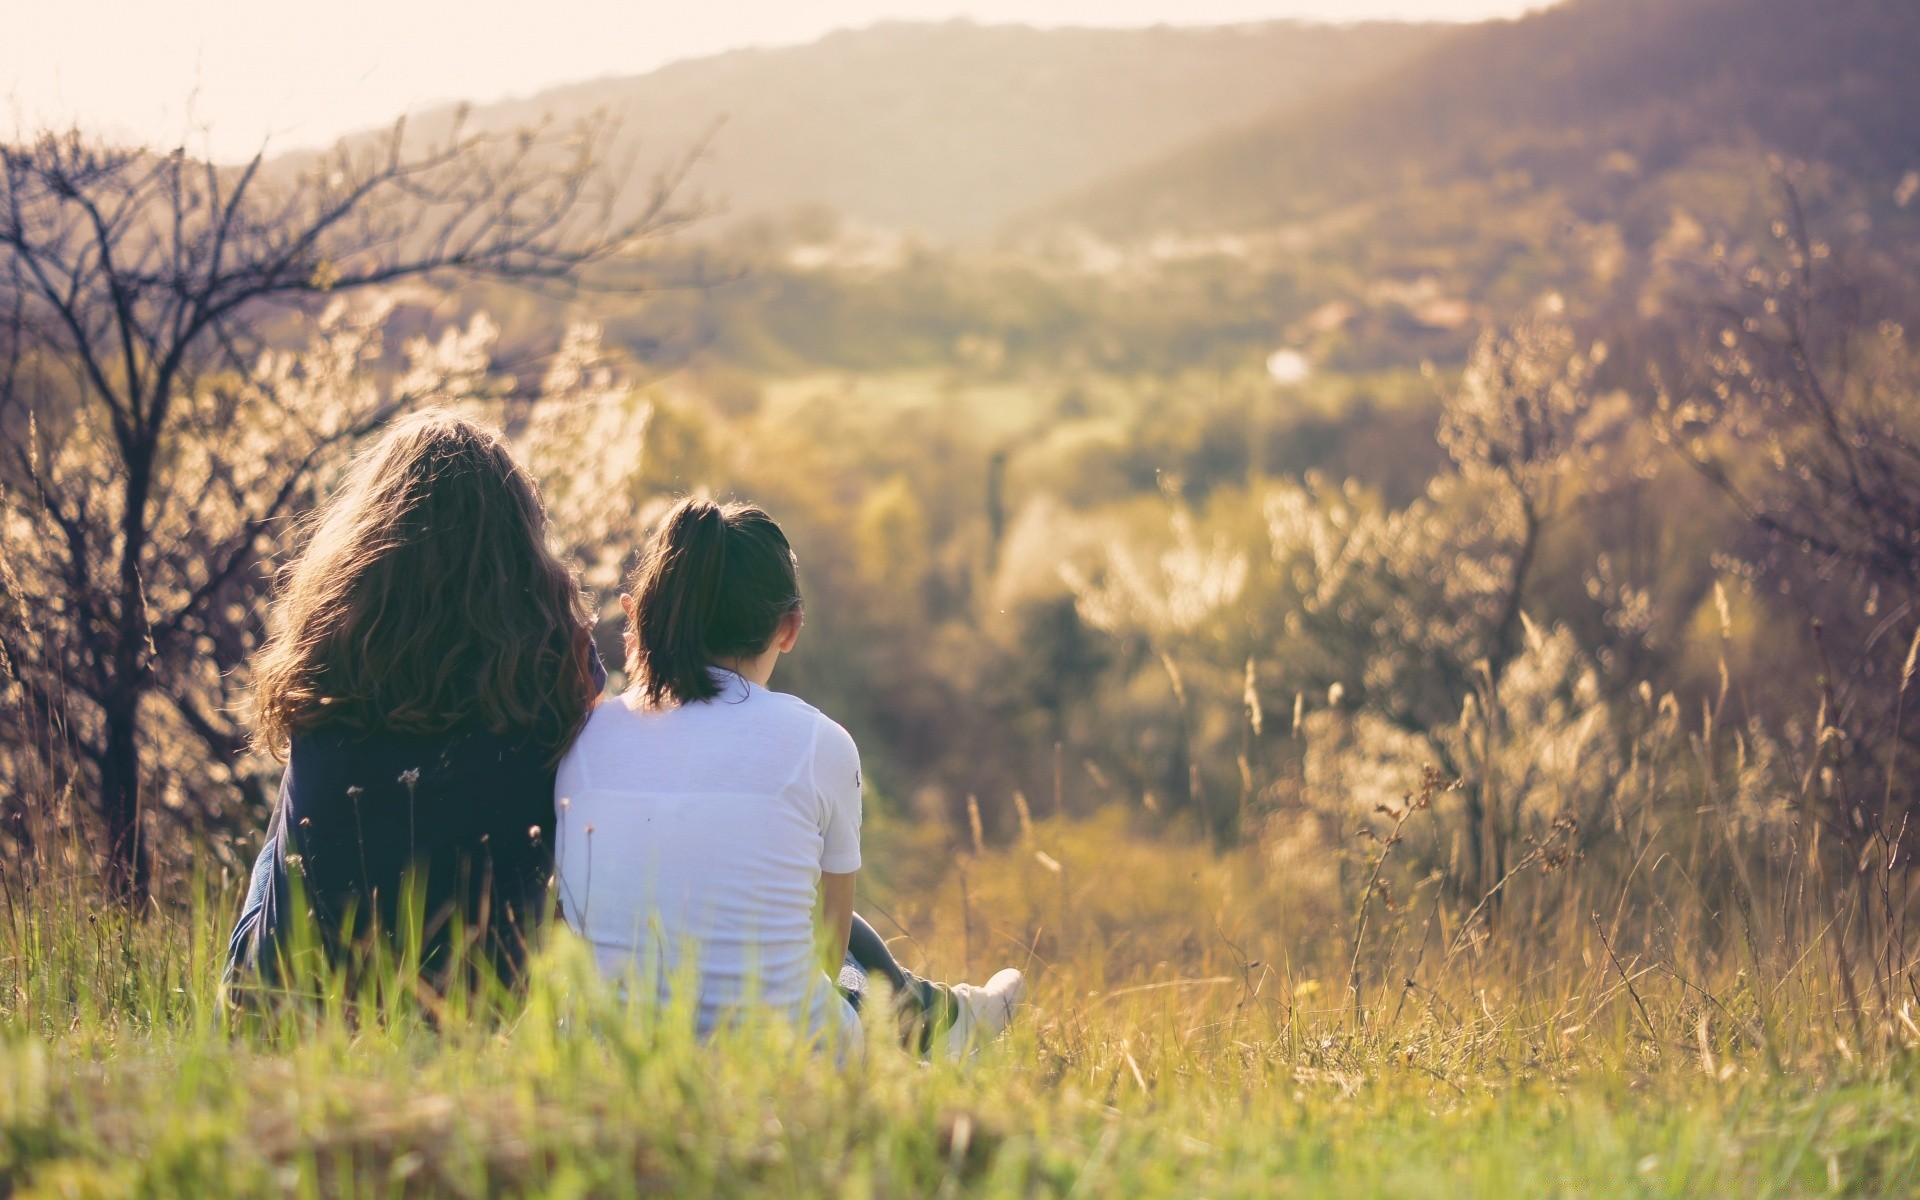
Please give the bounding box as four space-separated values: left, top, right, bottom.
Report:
820 870 856 970
813 717 863 973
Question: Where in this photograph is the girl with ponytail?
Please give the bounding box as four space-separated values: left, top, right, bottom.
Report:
555 497 1023 1056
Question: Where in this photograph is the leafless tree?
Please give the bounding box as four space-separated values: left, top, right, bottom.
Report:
1657 183 1920 594
0 115 698 898
1431 307 1609 900
1441 304 1602 682
1654 178 1920 871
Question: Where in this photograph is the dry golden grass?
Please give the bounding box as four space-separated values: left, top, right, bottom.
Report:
6 790 1913 1198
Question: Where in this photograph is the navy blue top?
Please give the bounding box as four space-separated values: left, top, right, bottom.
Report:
225 648 604 993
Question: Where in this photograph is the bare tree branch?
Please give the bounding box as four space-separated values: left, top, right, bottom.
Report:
0 117 699 896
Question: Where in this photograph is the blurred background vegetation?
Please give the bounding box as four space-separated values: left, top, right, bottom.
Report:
3 0 1920 986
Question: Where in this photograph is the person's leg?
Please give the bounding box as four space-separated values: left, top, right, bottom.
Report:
843 911 1027 1060
846 912 913 991
835 913 923 1012
844 912 956 1054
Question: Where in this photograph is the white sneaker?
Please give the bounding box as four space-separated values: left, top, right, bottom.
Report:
945 968 1024 1060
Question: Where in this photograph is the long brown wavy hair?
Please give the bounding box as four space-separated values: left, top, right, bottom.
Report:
253 411 596 757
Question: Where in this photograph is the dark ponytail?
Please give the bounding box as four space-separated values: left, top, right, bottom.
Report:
626 497 802 706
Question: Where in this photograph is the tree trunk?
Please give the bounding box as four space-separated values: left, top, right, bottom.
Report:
1488 503 1542 683
1472 499 1540 921
103 439 157 902
1460 781 1488 901
100 694 150 900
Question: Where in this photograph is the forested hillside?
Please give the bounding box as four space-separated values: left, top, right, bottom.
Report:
1050 0 1920 235
370 19 1442 239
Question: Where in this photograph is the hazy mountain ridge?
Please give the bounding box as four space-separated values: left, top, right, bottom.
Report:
368 19 1444 241
1046 0 1920 237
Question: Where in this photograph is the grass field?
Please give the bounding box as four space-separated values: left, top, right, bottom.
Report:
4 802 1918 1200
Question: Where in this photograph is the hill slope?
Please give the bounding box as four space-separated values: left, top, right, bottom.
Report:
383 20 1442 241
1052 0 1920 236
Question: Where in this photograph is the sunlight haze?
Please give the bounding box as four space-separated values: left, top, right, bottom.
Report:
7 0 1919 1186
12 0 1554 159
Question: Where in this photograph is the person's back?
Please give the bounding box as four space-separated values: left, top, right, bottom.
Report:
547 494 1021 1055
555 668 861 1037
223 411 599 999
273 723 558 976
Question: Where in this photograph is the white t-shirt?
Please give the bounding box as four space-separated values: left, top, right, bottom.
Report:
553 668 863 1039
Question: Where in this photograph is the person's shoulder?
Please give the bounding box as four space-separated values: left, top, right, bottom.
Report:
757 688 849 736
287 723 423 778
795 703 859 768
806 709 860 801
813 708 856 750
753 684 817 716
589 691 661 727
564 692 645 747
556 695 646 783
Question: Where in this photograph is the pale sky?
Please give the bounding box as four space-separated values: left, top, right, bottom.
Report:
6 0 1552 161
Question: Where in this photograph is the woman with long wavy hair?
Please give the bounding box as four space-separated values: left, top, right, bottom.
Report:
225 410 601 996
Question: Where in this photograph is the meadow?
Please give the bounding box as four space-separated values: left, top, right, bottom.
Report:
4 776 1917 1199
